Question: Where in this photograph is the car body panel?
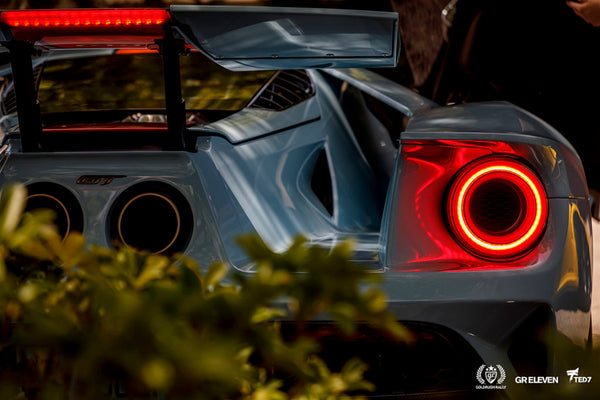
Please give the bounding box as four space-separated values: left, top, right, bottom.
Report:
323 68 437 117
196 95 321 144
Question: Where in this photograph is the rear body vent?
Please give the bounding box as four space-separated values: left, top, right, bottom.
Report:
249 70 314 111
310 149 334 217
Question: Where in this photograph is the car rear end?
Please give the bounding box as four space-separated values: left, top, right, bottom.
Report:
0 7 593 399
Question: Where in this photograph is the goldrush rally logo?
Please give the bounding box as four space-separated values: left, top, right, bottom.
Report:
476 364 507 389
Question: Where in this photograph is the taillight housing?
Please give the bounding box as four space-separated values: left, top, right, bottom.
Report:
446 156 548 260
386 140 554 271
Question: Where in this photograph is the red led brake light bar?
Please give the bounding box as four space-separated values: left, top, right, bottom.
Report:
0 9 170 45
0 9 169 29
0 8 170 49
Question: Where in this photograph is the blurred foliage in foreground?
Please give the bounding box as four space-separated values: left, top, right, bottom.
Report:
0 184 410 400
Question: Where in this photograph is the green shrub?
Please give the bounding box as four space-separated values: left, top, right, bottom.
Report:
0 184 409 400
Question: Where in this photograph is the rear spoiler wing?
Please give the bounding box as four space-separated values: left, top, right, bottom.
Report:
170 6 398 71
0 6 399 70
0 6 399 152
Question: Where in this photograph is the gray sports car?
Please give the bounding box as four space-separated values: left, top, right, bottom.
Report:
0 6 592 398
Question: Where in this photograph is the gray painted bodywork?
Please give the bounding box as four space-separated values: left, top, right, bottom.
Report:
170 6 399 70
323 68 437 117
0 29 592 385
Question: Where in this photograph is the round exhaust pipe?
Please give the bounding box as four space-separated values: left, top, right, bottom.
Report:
25 182 84 238
109 182 192 254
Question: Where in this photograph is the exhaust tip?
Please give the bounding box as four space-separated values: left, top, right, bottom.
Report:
25 182 84 238
109 182 192 254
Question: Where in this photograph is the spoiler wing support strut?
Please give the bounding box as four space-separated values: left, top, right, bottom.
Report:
158 30 188 152
6 41 42 152
3 36 191 153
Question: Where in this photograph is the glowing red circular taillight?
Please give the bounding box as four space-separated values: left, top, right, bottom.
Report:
447 157 548 259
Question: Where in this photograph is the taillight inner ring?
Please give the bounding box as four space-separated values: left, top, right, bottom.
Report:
447 157 548 259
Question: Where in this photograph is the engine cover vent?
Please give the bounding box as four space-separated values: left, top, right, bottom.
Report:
249 70 314 111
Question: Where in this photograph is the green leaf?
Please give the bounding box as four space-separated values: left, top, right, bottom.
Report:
0 184 26 240
139 358 175 391
134 255 170 290
340 358 370 385
250 306 287 324
205 261 228 291
363 289 387 313
17 282 39 303
0 257 6 282
60 233 86 269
